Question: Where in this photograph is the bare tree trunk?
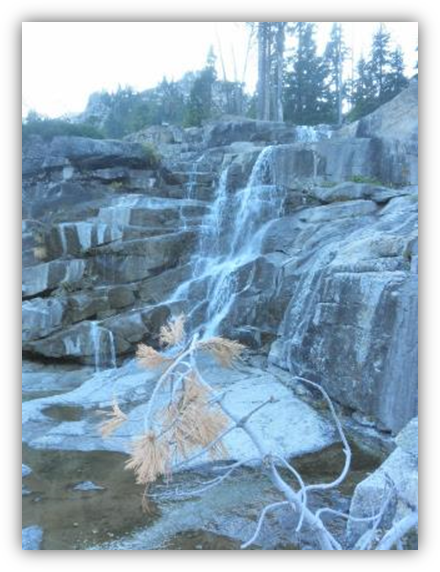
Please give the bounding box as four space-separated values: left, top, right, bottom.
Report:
215 24 228 82
241 23 255 85
275 22 285 122
263 24 271 120
257 22 268 119
336 23 343 126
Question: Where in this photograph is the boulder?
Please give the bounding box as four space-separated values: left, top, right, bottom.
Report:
348 416 418 547
310 182 414 204
22 136 50 176
48 136 151 169
126 124 185 146
395 416 418 458
23 357 337 462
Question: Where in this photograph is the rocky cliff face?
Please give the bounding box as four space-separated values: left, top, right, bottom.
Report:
22 81 418 434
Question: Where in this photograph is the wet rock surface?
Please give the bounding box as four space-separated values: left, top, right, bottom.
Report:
22 84 418 549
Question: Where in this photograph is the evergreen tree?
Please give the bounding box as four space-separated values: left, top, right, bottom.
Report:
383 47 409 99
184 47 217 127
283 23 329 125
103 87 143 138
348 56 376 120
155 78 186 125
323 23 349 125
257 22 271 120
348 24 409 122
370 24 392 103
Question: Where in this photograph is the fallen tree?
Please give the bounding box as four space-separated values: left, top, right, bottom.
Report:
98 314 418 550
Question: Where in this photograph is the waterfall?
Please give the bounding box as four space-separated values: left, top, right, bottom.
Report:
90 321 117 371
293 124 332 143
107 329 117 369
58 224 68 255
90 321 101 372
169 145 286 339
179 155 205 231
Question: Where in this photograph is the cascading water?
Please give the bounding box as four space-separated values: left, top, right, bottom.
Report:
169 145 287 339
107 329 117 370
293 124 332 143
179 155 206 231
58 224 68 256
90 321 117 372
90 321 101 372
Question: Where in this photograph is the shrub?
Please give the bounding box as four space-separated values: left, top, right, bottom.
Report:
349 174 383 185
22 113 104 143
140 142 161 168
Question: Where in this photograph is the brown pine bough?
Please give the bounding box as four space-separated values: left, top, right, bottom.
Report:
98 314 418 550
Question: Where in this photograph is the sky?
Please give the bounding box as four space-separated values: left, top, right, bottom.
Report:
22 22 418 118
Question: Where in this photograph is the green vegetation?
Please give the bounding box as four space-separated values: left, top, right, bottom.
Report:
140 142 161 168
109 181 124 190
347 25 409 122
284 23 333 125
259 22 414 125
92 50 245 133
23 25 416 141
183 48 217 127
22 112 104 142
348 174 410 189
320 181 338 188
348 175 383 185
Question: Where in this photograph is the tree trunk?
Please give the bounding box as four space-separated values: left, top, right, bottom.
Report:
275 23 285 122
263 24 271 120
336 24 343 126
258 22 270 120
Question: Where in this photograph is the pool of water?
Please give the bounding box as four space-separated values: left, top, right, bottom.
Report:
22 438 382 550
22 358 386 550
22 445 152 550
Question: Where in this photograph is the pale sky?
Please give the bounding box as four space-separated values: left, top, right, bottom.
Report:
22 22 418 118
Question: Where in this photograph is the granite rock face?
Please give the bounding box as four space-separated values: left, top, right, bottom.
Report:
23 84 418 435
347 417 418 547
22 135 206 362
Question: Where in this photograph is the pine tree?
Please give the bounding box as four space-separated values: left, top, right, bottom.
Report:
257 22 271 120
283 23 329 125
348 56 376 120
370 24 392 103
383 47 409 99
323 23 349 125
184 47 217 127
348 24 409 122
